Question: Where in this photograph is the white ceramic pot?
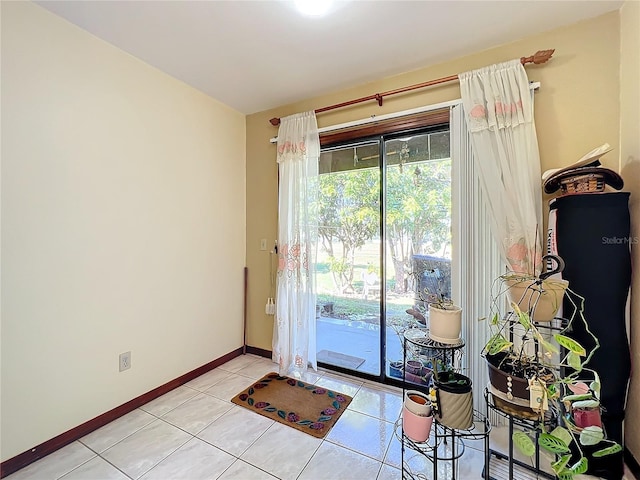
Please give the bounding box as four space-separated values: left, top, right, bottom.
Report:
404 390 432 416
428 304 462 344
504 276 569 322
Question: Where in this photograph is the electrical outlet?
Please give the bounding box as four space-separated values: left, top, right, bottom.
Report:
119 351 131 372
260 238 267 251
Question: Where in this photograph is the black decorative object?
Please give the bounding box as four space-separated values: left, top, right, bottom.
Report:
550 192 631 480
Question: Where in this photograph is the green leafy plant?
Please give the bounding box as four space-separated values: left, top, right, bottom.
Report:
482 274 621 479
513 378 621 479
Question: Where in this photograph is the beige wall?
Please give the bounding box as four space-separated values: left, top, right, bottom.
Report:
246 11 621 352
620 0 640 462
1 2 246 461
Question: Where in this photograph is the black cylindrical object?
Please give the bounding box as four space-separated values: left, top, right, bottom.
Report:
550 192 631 480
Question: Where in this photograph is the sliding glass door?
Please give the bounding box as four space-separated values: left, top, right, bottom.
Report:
315 127 452 383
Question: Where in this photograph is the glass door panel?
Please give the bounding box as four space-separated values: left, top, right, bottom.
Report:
384 131 452 385
315 141 381 375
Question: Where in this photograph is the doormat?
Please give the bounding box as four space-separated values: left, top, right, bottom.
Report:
317 350 365 370
231 372 352 438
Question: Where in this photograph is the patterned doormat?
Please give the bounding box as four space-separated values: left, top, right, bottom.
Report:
231 372 352 438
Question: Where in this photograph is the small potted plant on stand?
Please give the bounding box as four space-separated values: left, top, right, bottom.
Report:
503 255 569 323
387 312 426 382
431 366 474 430
420 267 462 344
402 389 434 443
428 300 462 344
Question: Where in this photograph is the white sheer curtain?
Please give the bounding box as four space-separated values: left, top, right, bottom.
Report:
459 60 543 276
272 111 320 377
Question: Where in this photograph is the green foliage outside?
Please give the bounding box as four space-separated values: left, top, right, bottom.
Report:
385 160 451 293
317 157 451 296
317 168 379 294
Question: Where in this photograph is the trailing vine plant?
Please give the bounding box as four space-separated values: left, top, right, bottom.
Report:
483 275 621 479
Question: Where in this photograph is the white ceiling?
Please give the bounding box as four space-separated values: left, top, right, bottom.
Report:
36 0 623 115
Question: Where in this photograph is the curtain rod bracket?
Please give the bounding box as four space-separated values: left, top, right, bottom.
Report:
268 49 554 127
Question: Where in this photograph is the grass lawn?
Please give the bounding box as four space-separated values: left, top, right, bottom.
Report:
314 240 420 324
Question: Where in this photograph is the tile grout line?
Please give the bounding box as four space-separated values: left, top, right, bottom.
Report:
292 440 324 480
92 453 135 480
76 410 157 459
51 450 98 480
128 431 194 480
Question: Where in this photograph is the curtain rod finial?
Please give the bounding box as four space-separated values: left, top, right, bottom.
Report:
521 49 555 65
269 117 281 126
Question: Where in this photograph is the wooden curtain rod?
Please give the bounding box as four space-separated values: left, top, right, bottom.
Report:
269 49 554 126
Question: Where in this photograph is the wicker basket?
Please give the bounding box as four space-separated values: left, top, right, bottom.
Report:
559 172 606 195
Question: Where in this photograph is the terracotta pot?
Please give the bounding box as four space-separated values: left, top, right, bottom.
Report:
503 275 569 322
428 304 462 344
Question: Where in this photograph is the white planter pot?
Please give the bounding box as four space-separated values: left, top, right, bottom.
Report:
404 390 432 417
428 304 462 344
504 276 569 322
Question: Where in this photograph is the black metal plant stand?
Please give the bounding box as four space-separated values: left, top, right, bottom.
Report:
399 328 491 479
482 314 569 480
483 389 555 480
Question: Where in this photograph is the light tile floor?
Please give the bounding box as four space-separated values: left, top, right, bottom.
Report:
5 354 637 480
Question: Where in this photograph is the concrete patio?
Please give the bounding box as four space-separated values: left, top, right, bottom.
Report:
316 316 404 377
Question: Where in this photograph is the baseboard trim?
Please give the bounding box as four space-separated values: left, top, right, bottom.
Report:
0 347 244 478
625 447 640 479
245 345 271 359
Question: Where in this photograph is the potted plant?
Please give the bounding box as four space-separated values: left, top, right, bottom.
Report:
389 360 404 379
483 266 621 479
420 267 462 344
508 359 622 479
402 391 434 443
502 254 569 322
387 312 425 382
404 389 433 416
432 367 474 430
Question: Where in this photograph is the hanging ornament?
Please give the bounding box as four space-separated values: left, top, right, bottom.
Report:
400 141 410 173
